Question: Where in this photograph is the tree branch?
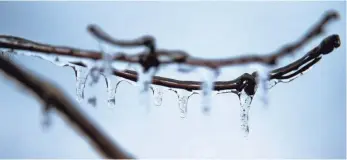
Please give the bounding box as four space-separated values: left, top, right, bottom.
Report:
0 10 341 96
0 56 134 159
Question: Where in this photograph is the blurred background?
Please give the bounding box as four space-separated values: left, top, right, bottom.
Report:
0 1 345 158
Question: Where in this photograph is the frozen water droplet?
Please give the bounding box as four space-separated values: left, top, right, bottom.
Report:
216 89 239 95
238 89 253 136
75 66 89 103
199 68 219 114
152 86 164 106
88 96 97 107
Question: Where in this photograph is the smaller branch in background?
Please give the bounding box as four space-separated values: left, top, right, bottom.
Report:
0 56 134 159
0 11 339 69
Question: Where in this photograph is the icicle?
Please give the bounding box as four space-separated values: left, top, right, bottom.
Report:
199 68 219 114
137 67 156 111
137 67 156 93
152 86 164 106
75 66 89 103
105 77 129 108
238 89 253 136
104 76 116 107
179 95 189 118
172 89 193 118
89 67 101 86
253 64 272 107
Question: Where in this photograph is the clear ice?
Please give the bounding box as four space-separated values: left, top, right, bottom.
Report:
199 68 219 114
171 89 195 118
238 89 253 136
75 66 89 103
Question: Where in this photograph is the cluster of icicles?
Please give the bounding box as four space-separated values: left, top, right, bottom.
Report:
1 49 311 136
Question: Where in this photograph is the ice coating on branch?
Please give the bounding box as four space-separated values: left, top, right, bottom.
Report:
268 64 314 89
239 89 253 136
75 66 89 103
199 68 219 114
152 86 164 106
